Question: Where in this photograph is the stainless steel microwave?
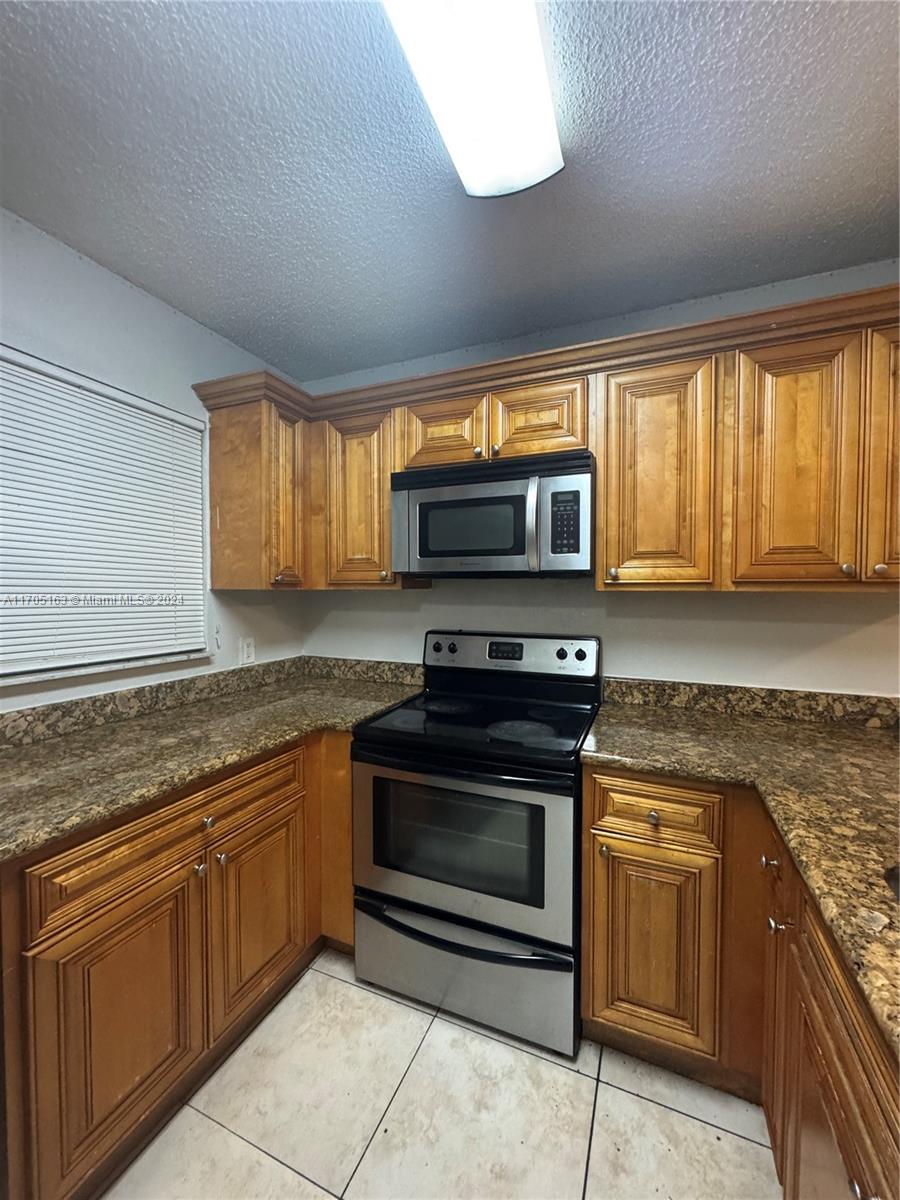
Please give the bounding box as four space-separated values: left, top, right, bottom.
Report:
391 450 593 576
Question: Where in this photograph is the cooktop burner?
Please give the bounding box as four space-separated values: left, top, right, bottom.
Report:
487 719 557 743
422 697 479 715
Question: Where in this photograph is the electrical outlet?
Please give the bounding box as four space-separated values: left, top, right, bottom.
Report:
238 636 256 666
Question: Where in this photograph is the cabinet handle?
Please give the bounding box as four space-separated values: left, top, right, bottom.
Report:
490 443 500 457
193 863 208 878
840 562 856 577
873 563 888 576
202 815 216 830
379 570 388 580
646 809 660 826
473 446 483 458
607 566 619 580
272 568 301 586
599 843 610 857
767 916 793 934
848 1178 881 1200
216 852 229 866
760 854 780 870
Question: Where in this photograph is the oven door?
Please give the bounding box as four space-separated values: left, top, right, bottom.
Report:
406 476 538 574
352 760 573 947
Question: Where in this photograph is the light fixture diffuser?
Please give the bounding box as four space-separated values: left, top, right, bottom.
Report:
383 0 564 197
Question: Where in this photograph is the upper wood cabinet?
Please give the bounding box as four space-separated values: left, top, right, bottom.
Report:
395 378 588 468
732 332 863 583
398 393 489 467
205 391 304 590
862 324 899 582
325 410 395 584
598 357 715 586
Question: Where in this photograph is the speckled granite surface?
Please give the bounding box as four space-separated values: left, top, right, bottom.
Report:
0 676 416 863
583 705 900 1052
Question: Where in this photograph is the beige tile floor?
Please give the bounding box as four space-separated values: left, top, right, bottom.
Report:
105 949 781 1200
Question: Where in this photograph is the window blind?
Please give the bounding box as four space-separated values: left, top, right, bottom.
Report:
0 346 207 678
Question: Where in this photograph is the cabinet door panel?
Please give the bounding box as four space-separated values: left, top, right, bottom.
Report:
733 333 862 581
589 834 719 1055
208 798 306 1041
490 378 587 458
267 407 303 586
400 394 488 467
602 358 714 584
862 324 899 581
326 410 394 583
26 859 204 1199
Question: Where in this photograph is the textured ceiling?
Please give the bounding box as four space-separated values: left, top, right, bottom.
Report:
1 0 897 383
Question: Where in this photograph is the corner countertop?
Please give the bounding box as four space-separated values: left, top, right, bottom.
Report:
582 704 900 1054
0 677 417 865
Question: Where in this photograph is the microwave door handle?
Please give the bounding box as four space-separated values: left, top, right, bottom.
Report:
525 476 539 571
355 898 572 972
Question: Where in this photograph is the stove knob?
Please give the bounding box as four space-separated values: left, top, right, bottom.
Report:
575 649 587 662
448 642 458 654
432 641 443 653
556 648 568 660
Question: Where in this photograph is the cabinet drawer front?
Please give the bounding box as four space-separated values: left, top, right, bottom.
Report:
25 748 304 945
590 775 723 852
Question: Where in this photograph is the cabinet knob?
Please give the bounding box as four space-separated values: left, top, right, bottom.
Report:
599 843 610 857
202 815 216 830
647 809 660 826
473 446 483 458
193 862 208 878
848 1179 881 1200
608 566 619 580
760 854 780 870
216 852 229 867
379 570 388 580
840 562 856 577
490 443 500 457
873 563 888 576
767 916 793 934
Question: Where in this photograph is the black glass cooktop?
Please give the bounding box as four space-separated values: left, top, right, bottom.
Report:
355 690 596 763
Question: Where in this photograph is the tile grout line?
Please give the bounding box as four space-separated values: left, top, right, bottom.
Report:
434 1009 597 1079
580 1045 602 1200
339 1010 437 1200
596 1079 772 1149
311 963 436 1018
185 1103 342 1199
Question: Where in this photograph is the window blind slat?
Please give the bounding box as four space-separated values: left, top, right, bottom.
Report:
0 349 207 677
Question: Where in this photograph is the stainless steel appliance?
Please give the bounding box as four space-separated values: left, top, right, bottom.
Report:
390 451 593 576
351 630 602 1056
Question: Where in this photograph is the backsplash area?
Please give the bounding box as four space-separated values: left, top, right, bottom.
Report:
2 654 896 749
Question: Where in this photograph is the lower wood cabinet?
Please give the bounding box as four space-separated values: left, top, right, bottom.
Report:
4 745 317 1200
588 832 719 1056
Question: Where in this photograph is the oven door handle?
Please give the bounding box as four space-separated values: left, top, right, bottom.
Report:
354 898 573 972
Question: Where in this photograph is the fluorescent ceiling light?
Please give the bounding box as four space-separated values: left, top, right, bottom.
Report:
383 0 564 197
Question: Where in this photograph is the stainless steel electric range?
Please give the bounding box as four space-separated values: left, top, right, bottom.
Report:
351 630 602 1057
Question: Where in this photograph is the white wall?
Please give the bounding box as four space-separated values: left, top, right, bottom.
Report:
297 581 899 698
0 210 308 710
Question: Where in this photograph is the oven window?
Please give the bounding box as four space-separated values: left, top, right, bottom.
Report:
418 496 526 558
372 778 545 907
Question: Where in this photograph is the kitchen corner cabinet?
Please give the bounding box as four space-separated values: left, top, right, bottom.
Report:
862 324 899 582
394 377 588 468
202 384 306 590
732 332 864 583
325 410 395 584
597 356 716 587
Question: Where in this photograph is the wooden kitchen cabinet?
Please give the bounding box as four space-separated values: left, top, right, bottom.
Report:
25 856 206 1199
397 393 489 467
597 357 716 586
203 387 305 590
325 410 395 584
490 377 587 458
207 795 307 1040
587 831 720 1056
732 332 864 583
861 324 899 582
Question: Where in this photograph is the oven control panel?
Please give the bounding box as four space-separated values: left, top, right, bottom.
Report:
425 631 600 677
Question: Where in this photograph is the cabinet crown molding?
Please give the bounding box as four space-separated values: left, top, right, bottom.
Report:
193 369 315 422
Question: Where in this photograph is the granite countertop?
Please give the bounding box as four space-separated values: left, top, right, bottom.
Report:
583 704 900 1053
0 677 416 864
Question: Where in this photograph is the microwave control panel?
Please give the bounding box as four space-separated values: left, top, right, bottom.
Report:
549 491 581 555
